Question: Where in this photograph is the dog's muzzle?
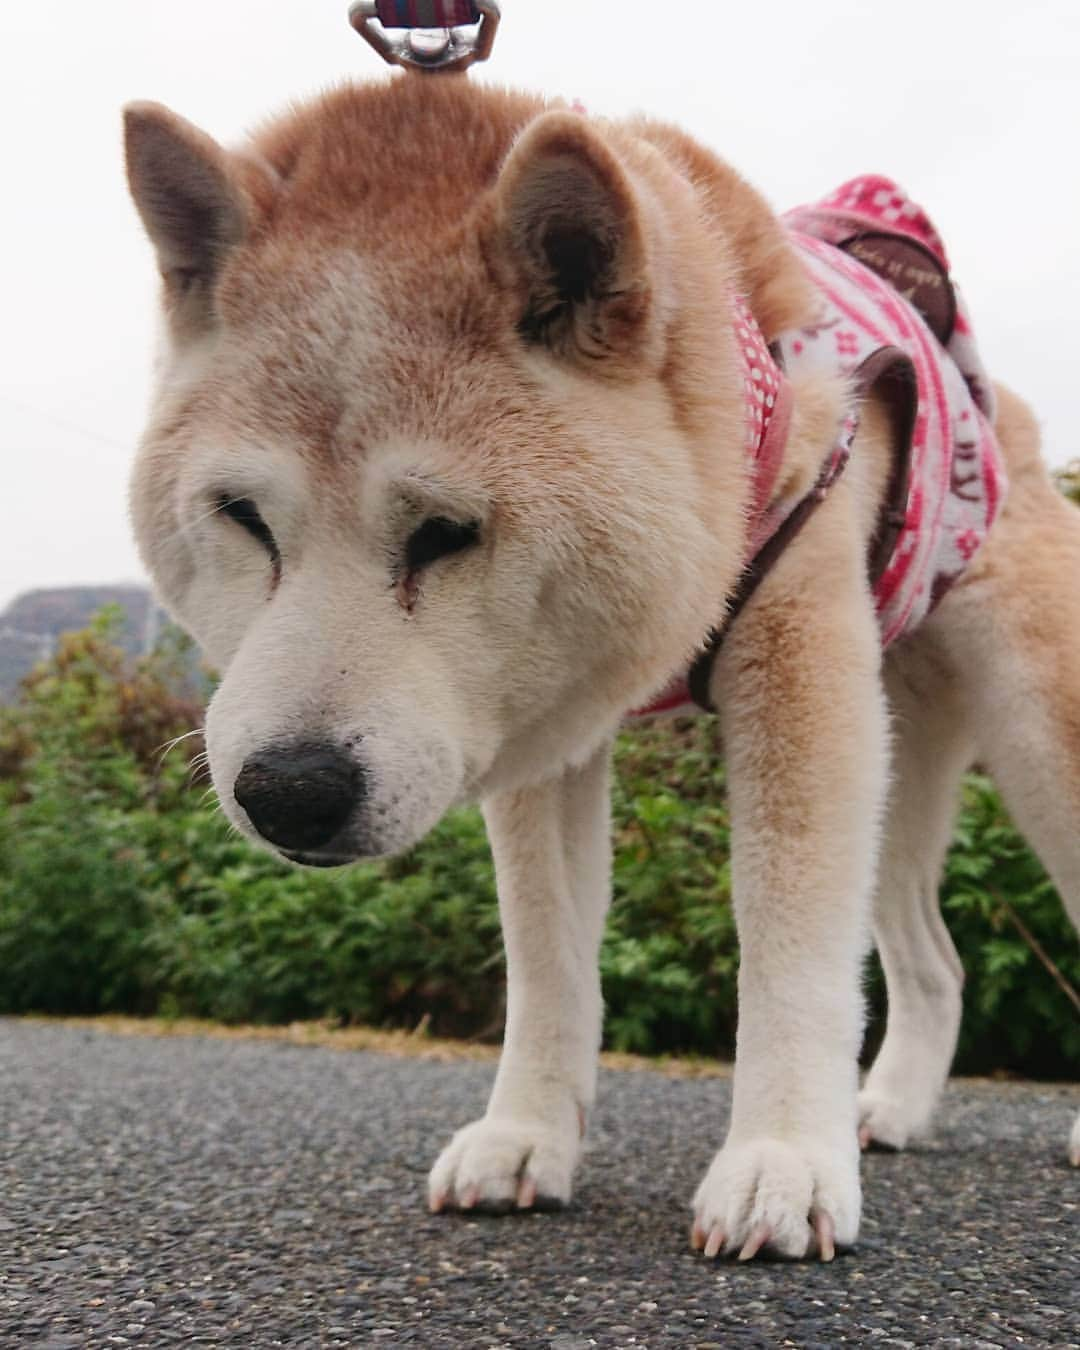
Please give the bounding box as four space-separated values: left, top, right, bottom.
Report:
233 741 366 864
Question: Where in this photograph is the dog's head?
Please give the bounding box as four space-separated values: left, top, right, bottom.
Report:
125 79 775 865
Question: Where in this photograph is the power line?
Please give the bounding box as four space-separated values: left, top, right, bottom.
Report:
0 390 133 454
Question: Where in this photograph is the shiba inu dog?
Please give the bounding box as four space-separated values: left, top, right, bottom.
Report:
123 74 1079 1263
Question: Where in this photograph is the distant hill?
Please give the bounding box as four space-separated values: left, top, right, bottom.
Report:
0 585 170 700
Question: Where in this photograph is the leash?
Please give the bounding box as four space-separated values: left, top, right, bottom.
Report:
686 345 915 713
349 0 501 72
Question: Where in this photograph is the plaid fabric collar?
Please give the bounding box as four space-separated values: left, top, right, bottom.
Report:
373 1 479 25
734 298 794 551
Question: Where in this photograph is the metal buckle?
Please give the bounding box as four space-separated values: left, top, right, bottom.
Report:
348 1 501 74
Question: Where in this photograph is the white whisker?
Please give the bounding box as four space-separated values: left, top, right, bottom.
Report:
147 493 254 568
155 726 205 767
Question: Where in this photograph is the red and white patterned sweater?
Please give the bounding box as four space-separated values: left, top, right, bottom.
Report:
635 175 1007 718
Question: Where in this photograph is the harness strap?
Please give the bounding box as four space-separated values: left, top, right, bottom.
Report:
861 349 918 588
687 344 916 712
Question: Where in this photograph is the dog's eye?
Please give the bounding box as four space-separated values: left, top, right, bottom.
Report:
216 495 281 570
405 516 480 573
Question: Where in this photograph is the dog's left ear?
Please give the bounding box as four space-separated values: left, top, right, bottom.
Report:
493 112 654 364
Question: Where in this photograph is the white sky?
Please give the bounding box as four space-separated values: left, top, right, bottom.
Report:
1 0 1077 613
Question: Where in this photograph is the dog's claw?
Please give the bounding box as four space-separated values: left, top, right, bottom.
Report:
703 1225 725 1260
690 1220 707 1251
429 1188 447 1214
459 1185 479 1210
857 1123 872 1151
738 1223 772 1262
1069 1144 1080 1168
812 1209 836 1262
516 1176 538 1209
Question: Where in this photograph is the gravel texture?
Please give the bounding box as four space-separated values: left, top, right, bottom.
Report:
1 1018 1077 1348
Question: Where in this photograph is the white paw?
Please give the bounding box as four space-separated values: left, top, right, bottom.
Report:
691 1136 859 1262
1069 1110 1080 1168
428 1115 581 1214
857 1085 929 1151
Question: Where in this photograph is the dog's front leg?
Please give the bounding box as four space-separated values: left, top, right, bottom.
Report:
428 740 612 1213
692 514 889 1261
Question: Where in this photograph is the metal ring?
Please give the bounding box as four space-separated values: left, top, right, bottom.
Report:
348 1 501 74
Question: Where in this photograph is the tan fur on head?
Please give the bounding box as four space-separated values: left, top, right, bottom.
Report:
125 78 769 858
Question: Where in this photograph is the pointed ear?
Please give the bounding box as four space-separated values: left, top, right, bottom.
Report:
123 101 260 299
494 112 654 363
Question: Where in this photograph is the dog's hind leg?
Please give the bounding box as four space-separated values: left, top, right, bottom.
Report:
974 702 1080 1167
917 384 1080 1165
948 612 1080 1166
858 640 975 1150
428 738 614 1212
949 619 1080 1167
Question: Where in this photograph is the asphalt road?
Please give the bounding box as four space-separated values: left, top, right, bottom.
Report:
1 1020 1077 1348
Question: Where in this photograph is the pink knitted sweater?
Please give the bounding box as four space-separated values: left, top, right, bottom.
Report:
635 176 1007 718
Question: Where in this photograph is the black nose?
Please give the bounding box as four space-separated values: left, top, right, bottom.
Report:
233 742 363 853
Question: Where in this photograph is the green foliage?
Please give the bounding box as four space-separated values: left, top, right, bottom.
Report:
142 807 503 1030
0 609 203 1014
605 722 738 1055
1053 459 1080 508
940 774 1080 1074
1 614 1077 1077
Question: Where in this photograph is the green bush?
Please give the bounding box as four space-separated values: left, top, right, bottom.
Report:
941 774 1080 1074
0 613 1077 1077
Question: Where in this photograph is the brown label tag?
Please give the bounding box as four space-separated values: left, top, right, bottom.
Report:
840 232 956 345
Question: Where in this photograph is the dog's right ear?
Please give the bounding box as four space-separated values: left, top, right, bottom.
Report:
493 112 655 367
124 102 270 314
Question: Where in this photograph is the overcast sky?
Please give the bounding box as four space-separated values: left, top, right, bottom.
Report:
1 0 1077 613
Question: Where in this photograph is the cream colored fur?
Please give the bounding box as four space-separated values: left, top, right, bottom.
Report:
123 80 1080 1267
